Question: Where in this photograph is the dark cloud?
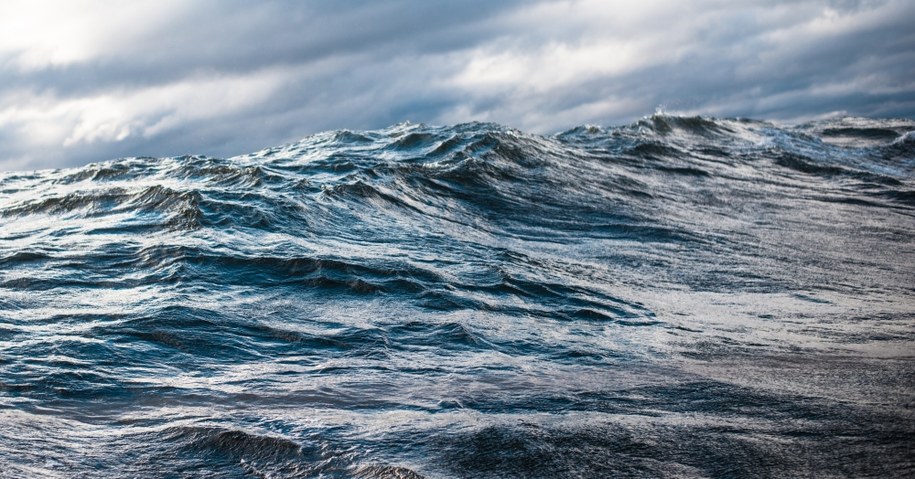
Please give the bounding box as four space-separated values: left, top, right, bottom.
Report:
0 0 913 171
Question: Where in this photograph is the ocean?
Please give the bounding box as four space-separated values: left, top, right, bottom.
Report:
1 115 913 477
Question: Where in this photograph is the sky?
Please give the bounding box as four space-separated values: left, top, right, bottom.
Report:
1 0 914 171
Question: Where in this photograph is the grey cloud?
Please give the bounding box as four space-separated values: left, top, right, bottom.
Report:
0 0 913 171
2 1 514 97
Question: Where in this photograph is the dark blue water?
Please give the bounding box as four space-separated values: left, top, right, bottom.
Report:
1 115 914 477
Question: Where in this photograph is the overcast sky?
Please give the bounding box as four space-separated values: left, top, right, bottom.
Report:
1 0 914 171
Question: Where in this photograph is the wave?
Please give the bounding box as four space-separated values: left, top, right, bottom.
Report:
1 114 914 477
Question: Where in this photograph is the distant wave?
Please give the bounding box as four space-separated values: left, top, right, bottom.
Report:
1 115 913 477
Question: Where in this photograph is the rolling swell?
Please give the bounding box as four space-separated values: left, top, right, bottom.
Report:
1 115 914 477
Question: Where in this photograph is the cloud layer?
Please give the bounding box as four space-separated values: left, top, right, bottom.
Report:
1 0 914 170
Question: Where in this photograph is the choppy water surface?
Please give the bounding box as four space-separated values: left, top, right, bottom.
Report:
1 115 914 477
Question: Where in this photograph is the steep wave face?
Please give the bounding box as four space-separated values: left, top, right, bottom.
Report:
1 116 914 477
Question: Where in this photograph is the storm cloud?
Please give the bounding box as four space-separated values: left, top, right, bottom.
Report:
1 0 914 170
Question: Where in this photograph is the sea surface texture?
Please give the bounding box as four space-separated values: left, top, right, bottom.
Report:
1 115 914 478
